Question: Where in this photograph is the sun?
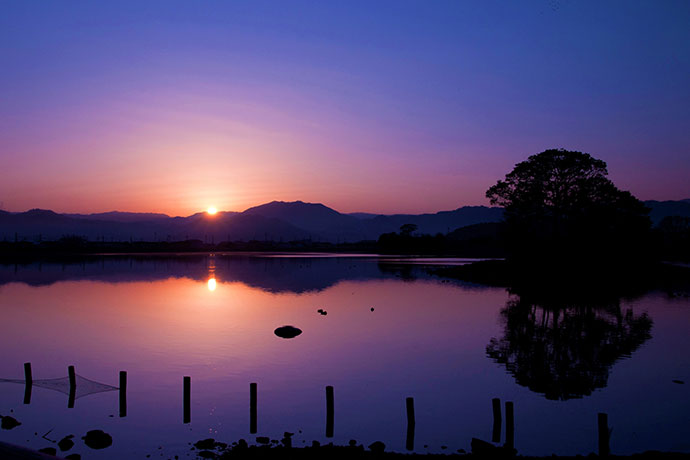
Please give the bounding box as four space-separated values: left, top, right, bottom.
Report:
207 206 218 215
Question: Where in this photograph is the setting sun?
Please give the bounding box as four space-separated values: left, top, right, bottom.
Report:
207 206 218 215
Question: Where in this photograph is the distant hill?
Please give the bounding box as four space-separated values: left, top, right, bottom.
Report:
644 200 690 225
347 212 379 220
243 201 356 233
2 199 686 244
65 211 173 222
447 222 502 241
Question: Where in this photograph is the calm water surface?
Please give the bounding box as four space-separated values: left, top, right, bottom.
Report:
0 254 688 458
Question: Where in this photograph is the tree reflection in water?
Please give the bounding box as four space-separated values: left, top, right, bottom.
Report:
487 289 652 400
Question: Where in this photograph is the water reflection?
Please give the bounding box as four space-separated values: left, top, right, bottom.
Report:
486 289 653 400
207 278 217 291
0 254 448 294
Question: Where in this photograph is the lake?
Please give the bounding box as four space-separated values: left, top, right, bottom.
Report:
0 253 688 459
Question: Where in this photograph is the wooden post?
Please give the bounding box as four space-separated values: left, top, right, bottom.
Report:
598 413 610 457
492 398 501 443
325 385 334 438
505 401 514 450
68 366 76 408
119 371 127 418
183 376 191 424
406 397 415 451
23 363 32 405
250 383 257 434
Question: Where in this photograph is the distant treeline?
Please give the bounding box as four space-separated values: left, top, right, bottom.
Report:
2 215 687 262
0 236 378 261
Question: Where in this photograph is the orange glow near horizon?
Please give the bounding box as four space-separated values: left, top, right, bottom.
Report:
207 278 217 291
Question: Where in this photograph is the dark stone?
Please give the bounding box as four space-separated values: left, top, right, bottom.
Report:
236 439 248 449
0 415 21 430
198 451 217 459
58 435 75 451
672 379 685 384
256 436 270 445
283 432 294 438
471 438 496 455
194 439 216 450
82 430 113 449
274 325 302 339
65 455 81 460
349 440 357 447
39 447 57 455
311 441 320 448
441 445 447 449
368 441 385 453
281 436 292 448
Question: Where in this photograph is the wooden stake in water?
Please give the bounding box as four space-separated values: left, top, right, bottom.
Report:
250 382 257 434
183 376 191 424
119 371 127 418
23 363 32 405
505 401 514 450
68 365 76 408
406 397 415 451
492 398 502 443
326 386 334 438
598 413 610 457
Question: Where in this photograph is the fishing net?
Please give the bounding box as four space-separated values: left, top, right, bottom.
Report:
0 374 118 399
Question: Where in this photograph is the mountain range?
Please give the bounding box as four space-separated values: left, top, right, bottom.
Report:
1 199 688 243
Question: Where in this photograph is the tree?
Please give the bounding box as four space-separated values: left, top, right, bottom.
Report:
486 149 651 263
399 223 418 236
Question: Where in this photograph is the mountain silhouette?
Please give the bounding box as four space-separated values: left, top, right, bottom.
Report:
65 211 174 222
1 199 687 244
243 201 358 234
645 200 690 225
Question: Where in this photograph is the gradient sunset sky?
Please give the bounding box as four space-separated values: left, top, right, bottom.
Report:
1 1 689 216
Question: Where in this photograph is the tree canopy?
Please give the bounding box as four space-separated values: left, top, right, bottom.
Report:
486 149 651 263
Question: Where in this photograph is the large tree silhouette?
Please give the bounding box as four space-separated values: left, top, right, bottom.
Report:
486 149 651 263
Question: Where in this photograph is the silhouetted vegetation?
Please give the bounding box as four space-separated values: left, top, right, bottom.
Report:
655 216 690 262
2 151 688 266
377 223 505 256
0 238 378 262
486 149 652 265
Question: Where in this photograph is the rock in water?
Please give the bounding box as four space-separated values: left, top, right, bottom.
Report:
0 415 21 430
368 441 385 453
58 435 75 451
471 437 496 455
83 430 113 449
274 325 302 339
194 439 216 450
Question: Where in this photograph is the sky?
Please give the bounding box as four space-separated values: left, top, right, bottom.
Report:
1 1 689 216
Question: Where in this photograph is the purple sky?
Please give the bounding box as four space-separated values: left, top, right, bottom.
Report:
1 1 688 216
